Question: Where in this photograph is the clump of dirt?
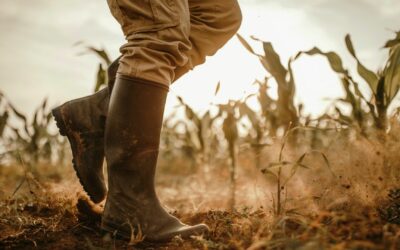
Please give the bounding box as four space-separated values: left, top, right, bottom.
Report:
379 188 400 225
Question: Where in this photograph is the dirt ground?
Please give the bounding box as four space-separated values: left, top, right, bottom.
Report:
2 134 400 249
1 197 400 250
1 164 400 250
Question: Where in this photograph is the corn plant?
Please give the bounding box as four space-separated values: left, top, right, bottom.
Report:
0 93 67 168
237 34 299 133
217 101 240 211
238 80 275 169
261 127 332 216
295 32 400 132
177 96 209 159
0 92 9 139
77 43 113 92
159 93 222 174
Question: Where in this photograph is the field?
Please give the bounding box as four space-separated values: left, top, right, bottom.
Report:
1 32 400 249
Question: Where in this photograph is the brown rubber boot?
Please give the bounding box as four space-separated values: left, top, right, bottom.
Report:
102 76 209 242
52 58 120 203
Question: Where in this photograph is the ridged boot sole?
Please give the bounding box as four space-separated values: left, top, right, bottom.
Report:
101 219 132 240
52 105 105 203
102 218 209 242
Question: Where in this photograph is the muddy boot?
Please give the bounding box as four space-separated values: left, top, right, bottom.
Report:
102 76 209 242
52 58 120 203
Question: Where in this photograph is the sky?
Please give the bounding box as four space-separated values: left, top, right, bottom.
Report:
0 0 399 117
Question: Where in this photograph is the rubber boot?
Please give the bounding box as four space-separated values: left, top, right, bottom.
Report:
102 76 209 242
52 58 120 203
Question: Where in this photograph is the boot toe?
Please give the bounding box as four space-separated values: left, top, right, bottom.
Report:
86 180 107 203
177 223 210 237
151 223 210 242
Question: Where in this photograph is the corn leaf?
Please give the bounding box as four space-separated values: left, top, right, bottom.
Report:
345 35 378 93
285 59 298 118
214 81 221 96
261 168 278 180
239 102 258 126
85 46 111 65
384 43 400 102
261 42 287 84
8 103 27 123
383 31 400 48
94 64 106 92
236 34 257 55
222 113 238 143
0 111 8 137
295 47 347 75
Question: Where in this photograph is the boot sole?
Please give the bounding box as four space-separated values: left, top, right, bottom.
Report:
52 105 105 203
101 220 132 240
102 219 209 242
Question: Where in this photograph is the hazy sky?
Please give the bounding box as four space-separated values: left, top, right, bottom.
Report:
0 0 399 117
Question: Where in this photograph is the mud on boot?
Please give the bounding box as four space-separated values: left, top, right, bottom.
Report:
52 57 120 203
52 88 109 203
102 76 209 242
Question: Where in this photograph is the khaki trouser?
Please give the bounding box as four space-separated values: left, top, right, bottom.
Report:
107 0 242 86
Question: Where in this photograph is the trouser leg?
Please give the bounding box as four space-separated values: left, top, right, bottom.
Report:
103 1 209 241
173 0 242 81
107 0 242 84
107 0 191 86
56 0 242 205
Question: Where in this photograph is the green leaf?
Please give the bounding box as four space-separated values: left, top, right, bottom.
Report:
261 42 287 84
8 103 27 123
283 163 301 186
268 161 292 168
383 31 400 48
260 168 278 180
238 102 258 125
176 96 184 105
185 106 195 120
214 81 221 96
41 97 48 111
384 44 400 102
222 113 238 143
376 76 386 111
85 46 112 65
236 34 257 55
295 47 348 75
297 153 307 164
383 38 400 49
345 34 357 57
345 35 378 93
0 111 9 138
94 64 106 92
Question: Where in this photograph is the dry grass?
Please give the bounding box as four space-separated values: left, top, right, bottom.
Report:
1 127 400 249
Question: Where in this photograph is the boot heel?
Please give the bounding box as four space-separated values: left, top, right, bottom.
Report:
52 107 68 136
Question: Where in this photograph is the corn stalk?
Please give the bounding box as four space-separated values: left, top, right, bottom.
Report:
295 32 400 132
167 96 217 170
237 35 299 133
217 101 240 211
239 81 274 169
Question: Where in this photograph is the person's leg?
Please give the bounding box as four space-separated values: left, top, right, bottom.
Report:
174 0 242 81
53 0 242 204
110 0 191 85
101 0 208 241
103 76 208 241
